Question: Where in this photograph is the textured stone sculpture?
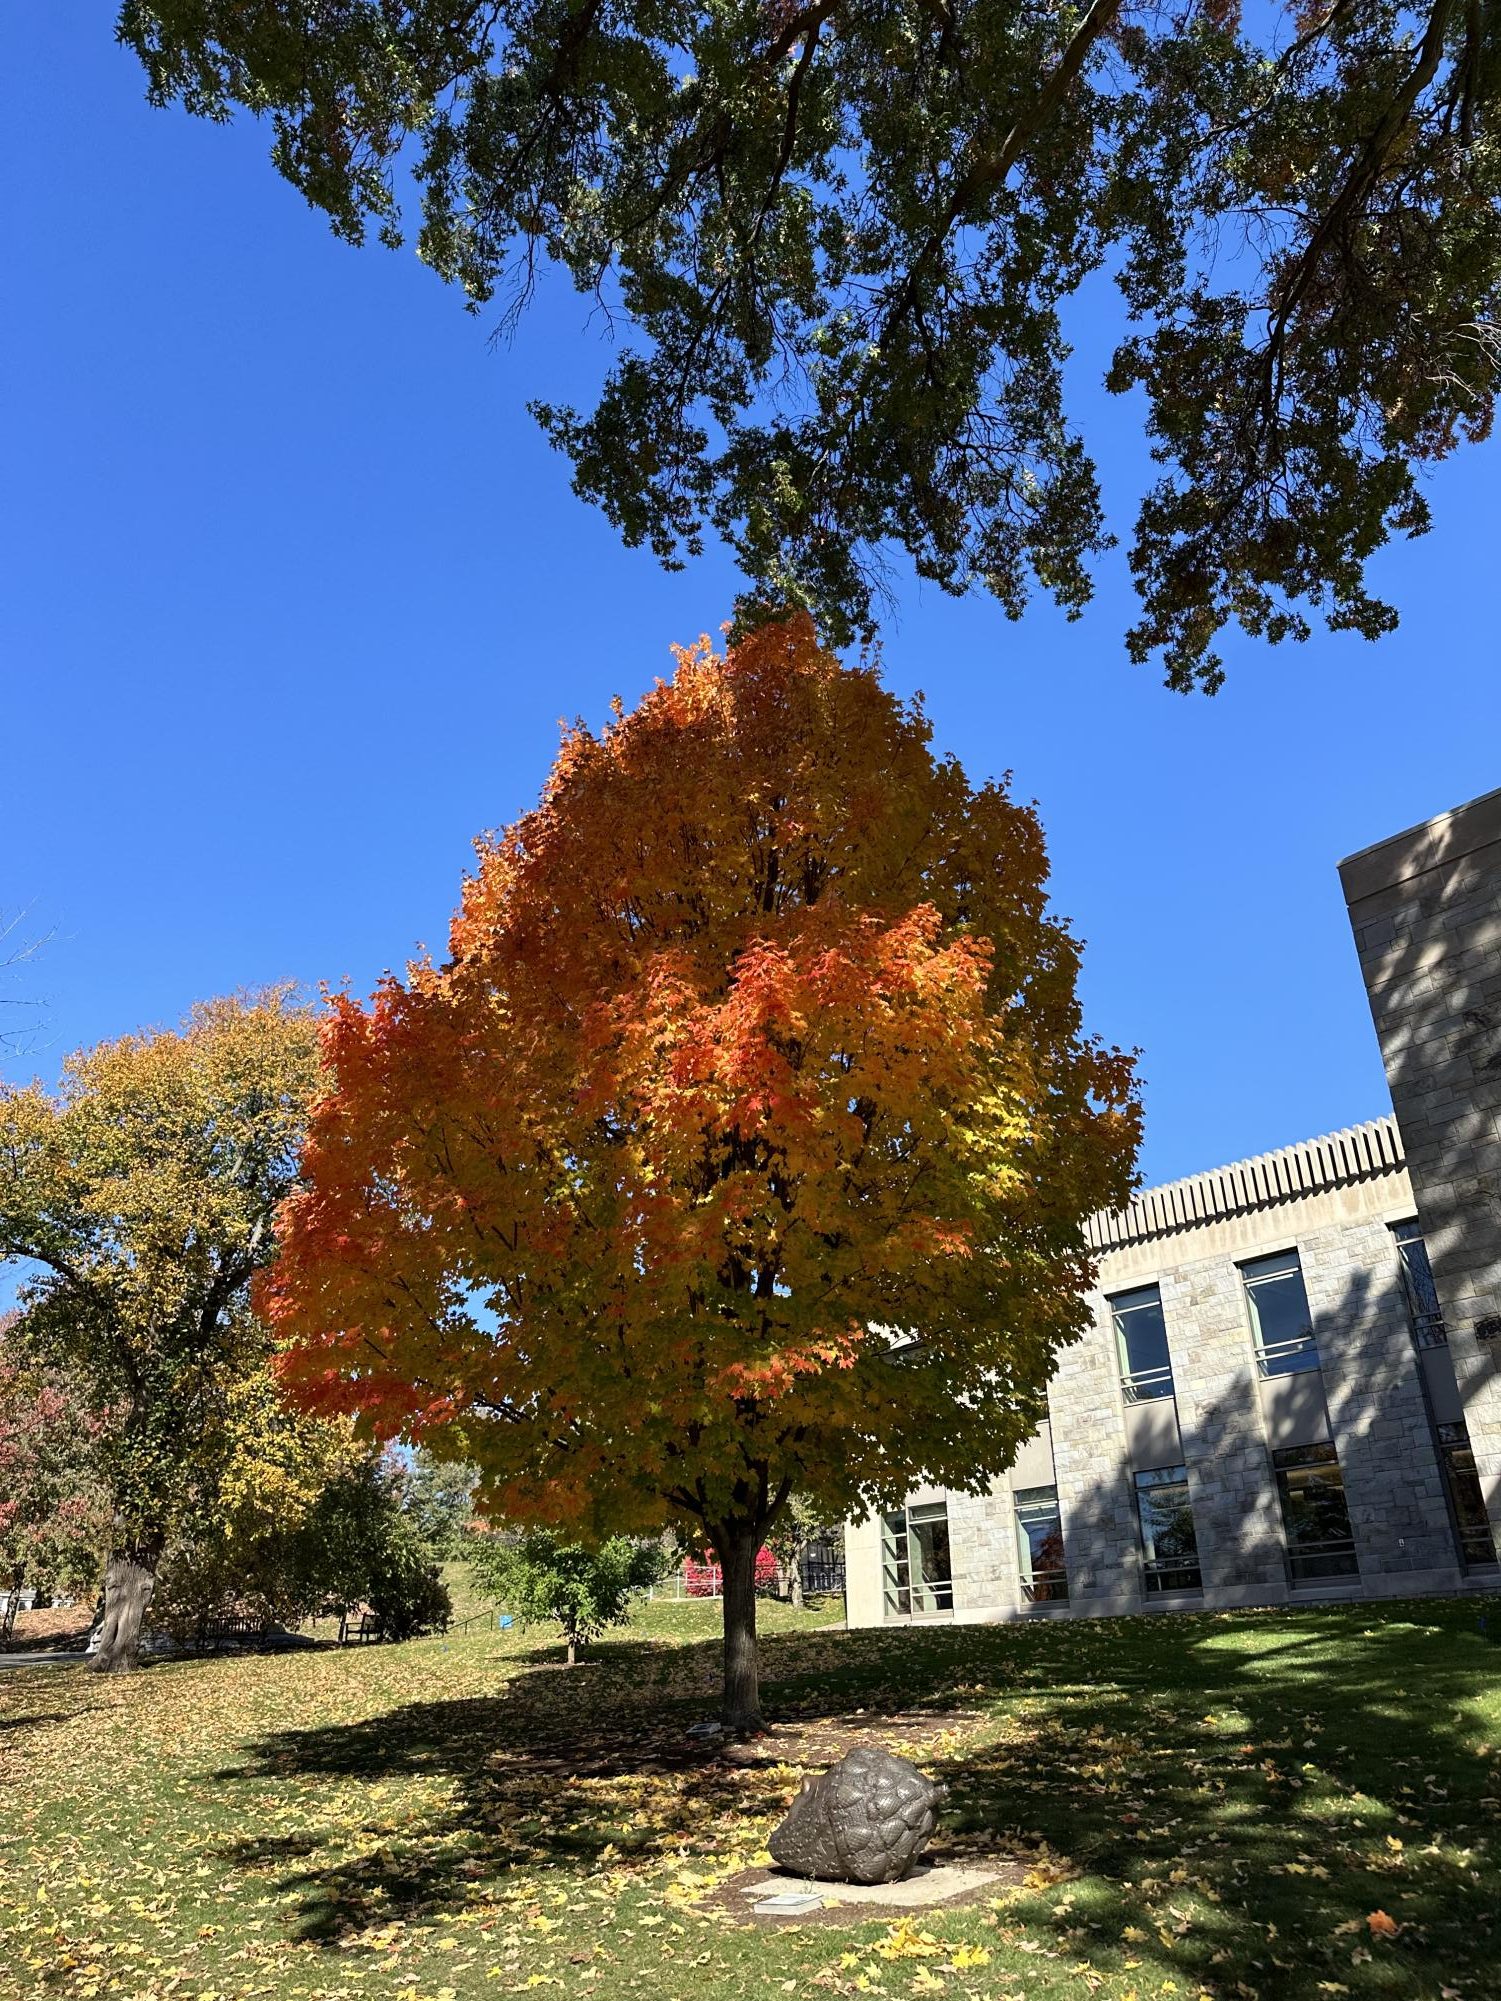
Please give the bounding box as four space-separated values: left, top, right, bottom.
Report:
768 1746 945 1884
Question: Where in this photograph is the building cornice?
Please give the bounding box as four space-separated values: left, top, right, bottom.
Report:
1339 783 1501 906
1086 1116 1405 1253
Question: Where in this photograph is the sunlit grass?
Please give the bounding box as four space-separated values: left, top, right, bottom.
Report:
4 1592 1500 2000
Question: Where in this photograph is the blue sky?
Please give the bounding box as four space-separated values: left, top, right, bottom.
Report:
3 9 1498 1202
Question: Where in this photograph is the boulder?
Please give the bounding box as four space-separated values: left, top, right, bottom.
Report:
768 1746 945 1885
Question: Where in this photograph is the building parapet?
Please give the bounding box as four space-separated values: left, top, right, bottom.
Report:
1085 1116 1406 1254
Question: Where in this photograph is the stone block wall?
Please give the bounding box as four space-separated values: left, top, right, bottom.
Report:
844 1120 1490 1630
1341 788 1501 1546
1046 1292 1141 1613
1160 1259 1287 1605
1304 1214 1460 1589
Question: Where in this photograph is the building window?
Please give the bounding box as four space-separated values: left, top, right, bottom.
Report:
1242 1250 1321 1376
1111 1285 1175 1403
1014 1486 1068 1602
881 1501 954 1616
1436 1420 1498 1570
1134 1466 1202 1593
1393 1221 1447 1348
1273 1443 1360 1582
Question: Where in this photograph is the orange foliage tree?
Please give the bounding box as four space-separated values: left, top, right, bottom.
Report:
266 616 1139 1727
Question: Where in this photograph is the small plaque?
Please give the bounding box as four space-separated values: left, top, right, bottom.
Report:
751 1892 825 1916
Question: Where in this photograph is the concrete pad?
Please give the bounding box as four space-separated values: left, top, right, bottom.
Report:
738 1860 1006 1909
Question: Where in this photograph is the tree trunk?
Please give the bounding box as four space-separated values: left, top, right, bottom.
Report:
718 1519 764 1733
87 1545 159 1673
566 1633 578 1666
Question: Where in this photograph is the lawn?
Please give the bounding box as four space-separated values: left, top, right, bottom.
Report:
3 1595 1500 2001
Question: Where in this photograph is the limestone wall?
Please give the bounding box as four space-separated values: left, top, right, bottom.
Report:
1341 786 1501 1549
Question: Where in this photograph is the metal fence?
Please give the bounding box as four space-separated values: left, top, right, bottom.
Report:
648 1553 845 1603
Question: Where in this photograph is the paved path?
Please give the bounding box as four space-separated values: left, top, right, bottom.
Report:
0 1650 85 1670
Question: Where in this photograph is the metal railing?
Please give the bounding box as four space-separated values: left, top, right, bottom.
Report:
1286 1538 1360 1582
1141 1558 1202 1592
1120 1364 1175 1404
1020 1569 1069 1603
1255 1333 1321 1377
1410 1310 1448 1349
1459 1528 1499 1569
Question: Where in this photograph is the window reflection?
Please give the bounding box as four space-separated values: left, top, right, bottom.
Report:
1242 1250 1321 1375
881 1500 954 1615
1134 1465 1202 1592
1014 1486 1068 1602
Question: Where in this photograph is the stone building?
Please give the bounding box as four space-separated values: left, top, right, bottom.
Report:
846 785 1501 1628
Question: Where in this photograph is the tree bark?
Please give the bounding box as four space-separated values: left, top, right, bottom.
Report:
566 1633 578 1666
87 1544 159 1673
718 1519 765 1732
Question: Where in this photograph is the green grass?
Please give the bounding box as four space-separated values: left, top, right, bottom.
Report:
4 1594 1501 2001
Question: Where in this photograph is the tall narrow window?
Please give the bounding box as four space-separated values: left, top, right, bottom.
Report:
1436 1421 1498 1569
1134 1466 1202 1593
1393 1221 1447 1348
1242 1250 1320 1376
1273 1443 1359 1581
1111 1285 1175 1403
1014 1487 1068 1602
881 1501 954 1616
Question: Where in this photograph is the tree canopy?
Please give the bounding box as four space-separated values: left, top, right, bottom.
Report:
0 1317 111 1603
120 1 1500 687
0 989 322 1667
265 614 1139 1723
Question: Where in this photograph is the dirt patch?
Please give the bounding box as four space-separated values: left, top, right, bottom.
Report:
702 1855 1027 1927
714 1707 989 1771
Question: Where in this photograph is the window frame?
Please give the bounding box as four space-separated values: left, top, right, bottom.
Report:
1393 1220 1448 1349
880 1499 955 1618
1435 1419 1499 1571
1272 1441 1360 1584
1013 1484 1068 1603
1240 1249 1321 1377
1110 1283 1176 1406
1133 1463 1203 1595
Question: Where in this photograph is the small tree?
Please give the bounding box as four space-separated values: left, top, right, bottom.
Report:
469 1529 666 1665
0 991 321 1670
305 1454 454 1639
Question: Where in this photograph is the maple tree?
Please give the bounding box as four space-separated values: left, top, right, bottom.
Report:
266 614 1139 1727
120 2 1501 688
0 990 322 1669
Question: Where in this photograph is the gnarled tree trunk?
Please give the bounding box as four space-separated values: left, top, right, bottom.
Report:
717 1519 765 1733
88 1543 160 1673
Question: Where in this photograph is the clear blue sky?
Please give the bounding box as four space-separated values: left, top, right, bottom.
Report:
3 10 1497 1202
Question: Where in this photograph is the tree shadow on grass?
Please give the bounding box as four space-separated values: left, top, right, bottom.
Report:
215 1602 1501 1995
938 1599 1501 1997
212 1621 980 1942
